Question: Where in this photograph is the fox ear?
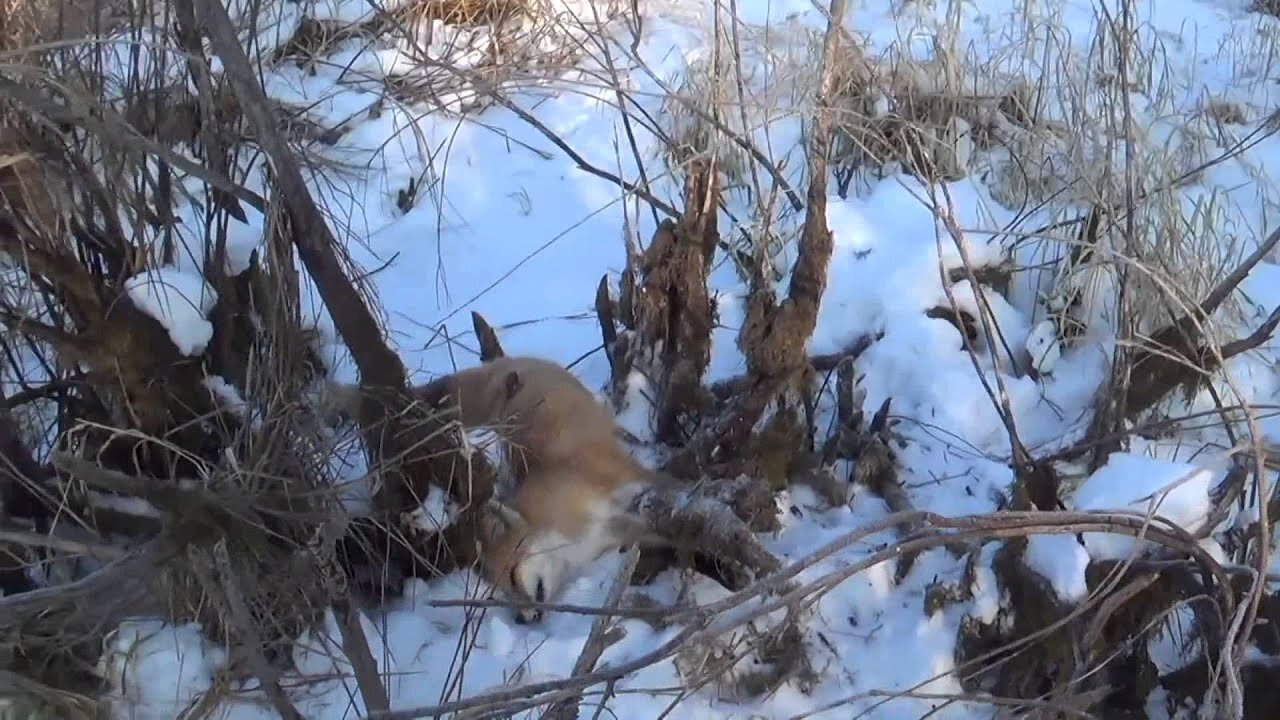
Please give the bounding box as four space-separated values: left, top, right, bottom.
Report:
502 370 522 401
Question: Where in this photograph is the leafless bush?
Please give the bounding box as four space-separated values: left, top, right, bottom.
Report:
0 0 791 713
0 3 478 715
622 0 1280 713
1 0 1278 716
0 99 361 719
872 3 1280 716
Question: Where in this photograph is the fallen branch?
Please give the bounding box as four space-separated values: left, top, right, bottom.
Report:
540 546 640 720
628 476 782 589
369 506 1233 720
701 334 878 410
0 526 127 562
837 397 932 580
335 597 391 714
0 536 168 651
51 452 254 531
203 544 305 720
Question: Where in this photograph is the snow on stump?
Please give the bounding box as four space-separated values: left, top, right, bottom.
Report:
123 265 219 356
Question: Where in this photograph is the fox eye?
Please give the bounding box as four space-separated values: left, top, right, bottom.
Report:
534 577 545 603
508 566 518 592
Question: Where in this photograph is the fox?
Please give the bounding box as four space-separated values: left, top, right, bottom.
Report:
323 355 674 623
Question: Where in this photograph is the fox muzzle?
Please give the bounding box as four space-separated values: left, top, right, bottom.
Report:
514 607 544 624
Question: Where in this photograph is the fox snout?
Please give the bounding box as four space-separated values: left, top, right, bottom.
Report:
513 606 543 624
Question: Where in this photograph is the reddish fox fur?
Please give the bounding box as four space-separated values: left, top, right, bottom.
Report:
326 355 671 623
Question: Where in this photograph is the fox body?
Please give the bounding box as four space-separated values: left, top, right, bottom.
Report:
327 355 668 623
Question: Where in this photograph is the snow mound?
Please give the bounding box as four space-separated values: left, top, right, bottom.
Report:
1072 451 1218 562
98 620 226 719
1023 533 1092 603
124 266 219 356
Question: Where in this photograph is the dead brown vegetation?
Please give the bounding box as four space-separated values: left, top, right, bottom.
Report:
0 0 1277 716
824 37 1040 196
0 0 839 710
0 2 504 713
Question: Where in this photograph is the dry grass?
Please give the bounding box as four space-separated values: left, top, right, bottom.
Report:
0 0 128 52
1252 0 1280 19
0 0 1277 717
656 12 1043 284
0 8 377 711
661 0 1271 353
639 0 1280 715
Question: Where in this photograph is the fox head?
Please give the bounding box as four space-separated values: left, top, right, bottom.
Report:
477 499 568 624
477 498 651 624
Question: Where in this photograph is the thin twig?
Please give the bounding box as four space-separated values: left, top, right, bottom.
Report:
540 545 641 720
370 507 1232 720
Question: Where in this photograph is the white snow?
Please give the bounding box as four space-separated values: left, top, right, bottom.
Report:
202 375 249 418
1024 534 1092 603
72 0 1280 716
123 265 219 356
405 485 459 533
615 367 658 441
1073 451 1219 562
1025 319 1063 376
1148 604 1202 676
97 620 230 720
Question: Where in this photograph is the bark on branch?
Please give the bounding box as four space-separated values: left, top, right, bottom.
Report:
669 0 848 473
627 475 782 588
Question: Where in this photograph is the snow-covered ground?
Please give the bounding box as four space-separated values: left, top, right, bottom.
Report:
82 0 1280 717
